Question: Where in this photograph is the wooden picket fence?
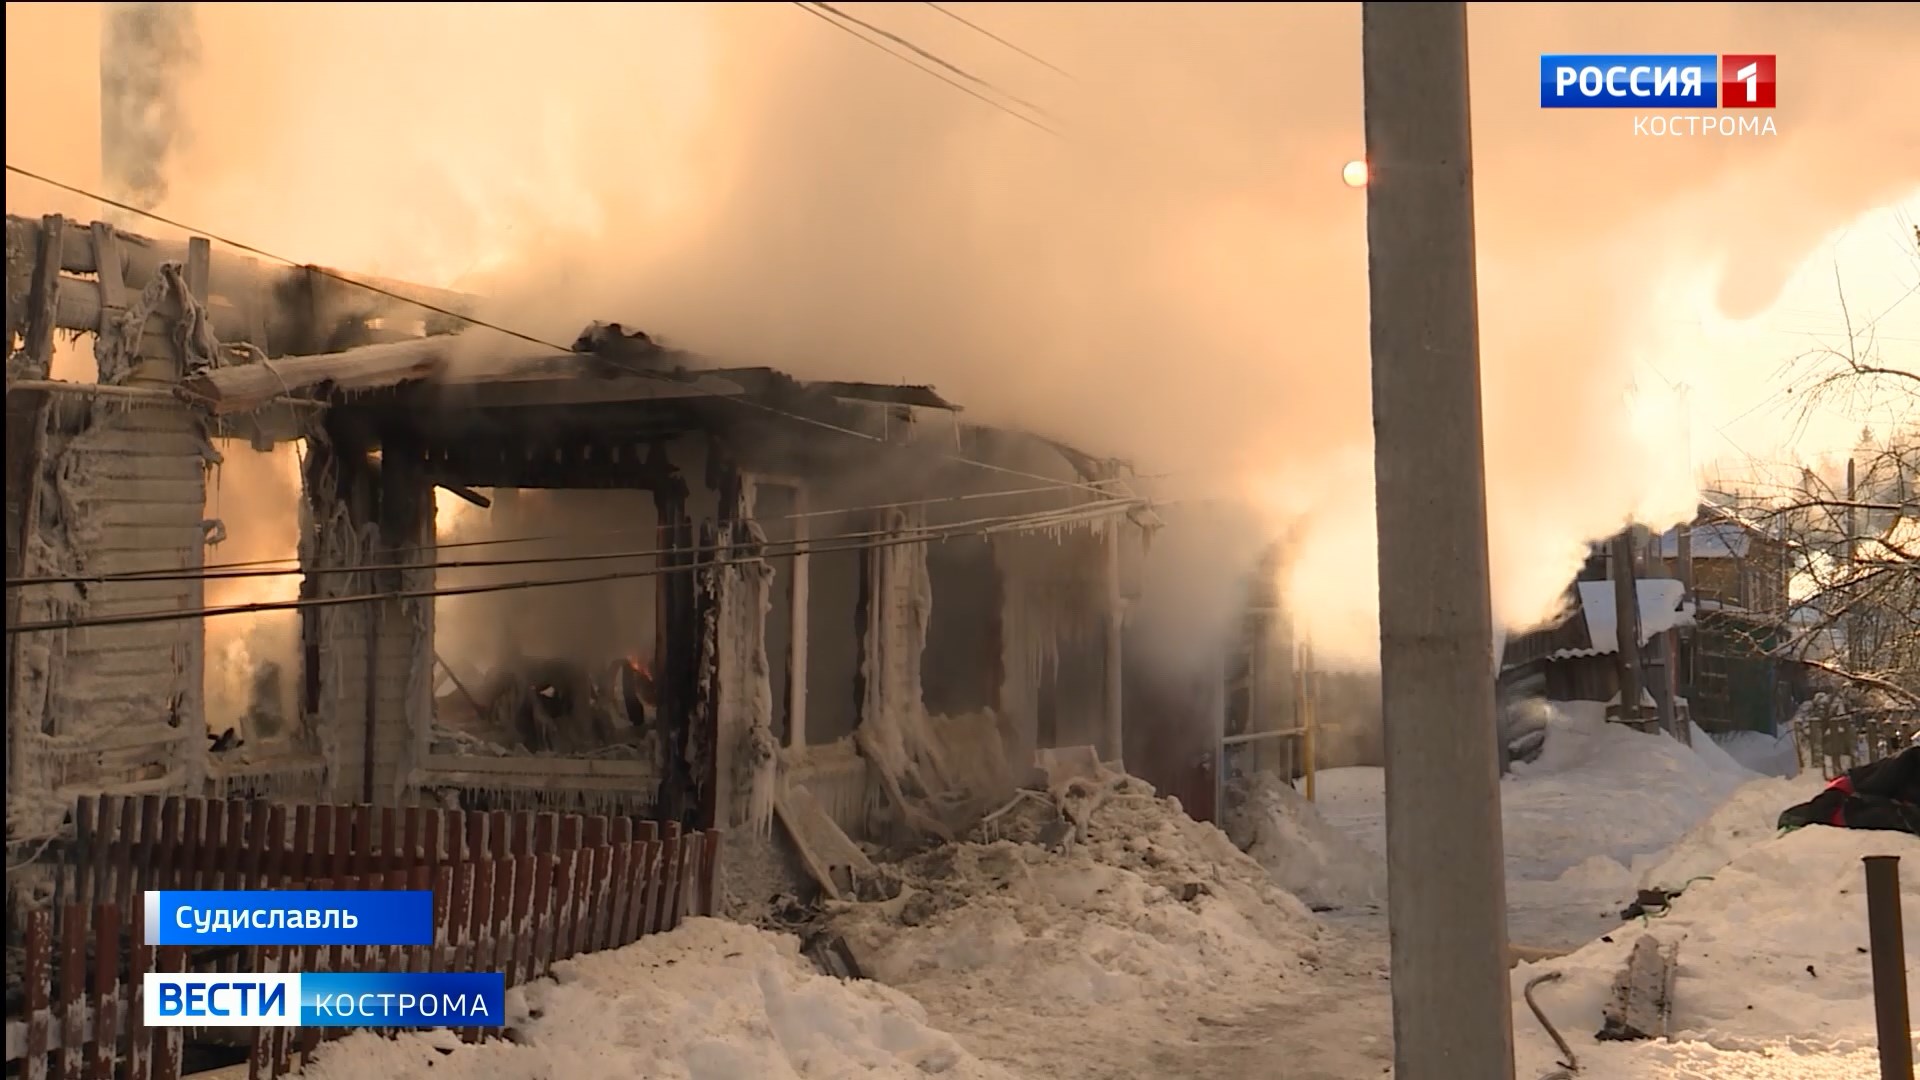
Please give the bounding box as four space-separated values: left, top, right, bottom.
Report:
7 796 722 1080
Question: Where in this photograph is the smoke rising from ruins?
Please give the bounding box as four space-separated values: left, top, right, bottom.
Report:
99 2 199 211
6 3 1919 699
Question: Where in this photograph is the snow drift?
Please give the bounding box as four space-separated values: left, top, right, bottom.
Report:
301 918 1016 1080
826 776 1364 1077
1511 826 1920 1079
1224 774 1384 911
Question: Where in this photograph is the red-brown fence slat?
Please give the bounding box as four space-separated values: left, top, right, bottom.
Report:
108 799 136 917
633 841 664 941
244 800 271 889
351 805 372 879
505 854 535 987
495 807 518 857
311 805 334 886
403 807 423 876
153 797 181 896
488 854 516 979
558 814 581 854
54 903 85 1080
24 908 50 1080
291 805 314 882
701 829 723 917
87 902 118 1080
330 807 353 880
131 795 159 895
124 918 151 1080
654 827 682 935
510 811 532 856
379 806 398 871
567 842 597 958
447 861 476 971
583 815 607 850
264 804 289 884
199 800 226 892
404 865 434 974
673 833 699 930
220 800 248 891
467 812 490 875
533 812 557 857
585 843 613 954
605 820 633 951
150 946 187 1080
428 863 456 981
178 800 202 892
457 861 489 1042
547 849 577 965
68 796 94 910
526 851 556 979
423 807 443 873
89 797 116 915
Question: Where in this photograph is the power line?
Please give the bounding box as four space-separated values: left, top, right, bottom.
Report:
8 475 1166 586
922 2 1075 81
6 496 1143 589
812 2 1055 119
788 3 1060 137
5 164 1135 505
6 500 1134 634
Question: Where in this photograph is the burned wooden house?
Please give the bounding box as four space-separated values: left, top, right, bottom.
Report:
5 214 1163 879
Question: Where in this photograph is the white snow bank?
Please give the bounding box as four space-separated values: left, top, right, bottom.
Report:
1512 826 1920 1078
1636 775 1827 893
1503 702 1757 882
1715 729 1802 778
302 918 1015 1080
1226 775 1385 911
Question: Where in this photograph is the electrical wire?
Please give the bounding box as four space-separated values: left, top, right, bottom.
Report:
922 2 1075 80
5 499 1136 634
5 476 1163 587
7 496 1144 588
809 2 1055 120
4 164 1136 506
787 3 1060 136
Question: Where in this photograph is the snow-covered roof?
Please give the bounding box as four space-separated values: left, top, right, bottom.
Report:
1550 579 1693 659
1652 521 1752 560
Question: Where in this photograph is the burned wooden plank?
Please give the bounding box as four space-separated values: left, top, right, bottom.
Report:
24 909 51 1080
775 783 875 902
1597 935 1681 1042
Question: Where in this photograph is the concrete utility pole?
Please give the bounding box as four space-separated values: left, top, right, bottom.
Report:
1360 5 1515 1078
1610 530 1647 725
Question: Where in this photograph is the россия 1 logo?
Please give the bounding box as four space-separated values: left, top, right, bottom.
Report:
1538 53 1777 137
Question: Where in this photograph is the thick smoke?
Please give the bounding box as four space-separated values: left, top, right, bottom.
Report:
7 3 1919 684
100 2 199 210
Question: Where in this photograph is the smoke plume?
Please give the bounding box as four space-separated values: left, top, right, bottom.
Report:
7 2 1919 682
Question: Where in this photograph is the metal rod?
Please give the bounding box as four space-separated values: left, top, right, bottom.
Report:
1864 855 1912 1080
1221 727 1309 747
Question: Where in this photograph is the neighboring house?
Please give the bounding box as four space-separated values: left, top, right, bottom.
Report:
1651 506 1799 734
1499 577 1693 719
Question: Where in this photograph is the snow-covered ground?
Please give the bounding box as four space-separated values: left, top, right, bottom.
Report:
294 705 1905 1080
823 777 1393 1079
303 918 1020 1080
1510 826 1917 1079
1317 702 1777 948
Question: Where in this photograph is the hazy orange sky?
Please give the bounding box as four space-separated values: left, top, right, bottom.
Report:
6 2 1917 669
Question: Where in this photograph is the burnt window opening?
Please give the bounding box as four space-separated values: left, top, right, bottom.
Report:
204 437 306 750
432 487 660 756
923 535 1000 717
805 511 864 746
